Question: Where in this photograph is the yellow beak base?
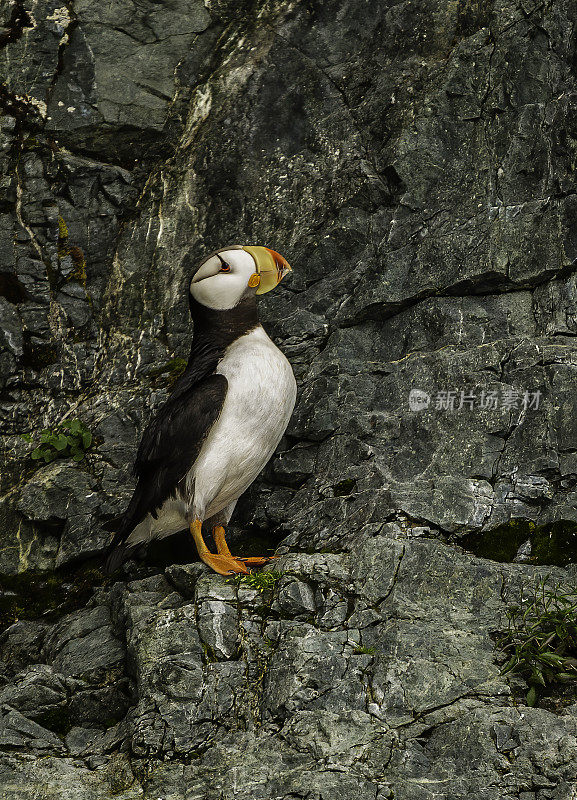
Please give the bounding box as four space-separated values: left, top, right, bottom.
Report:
243 246 291 294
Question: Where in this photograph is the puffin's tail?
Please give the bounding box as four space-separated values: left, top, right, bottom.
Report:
103 539 138 574
102 486 150 574
102 513 139 575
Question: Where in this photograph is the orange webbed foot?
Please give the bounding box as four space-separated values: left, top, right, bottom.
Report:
236 555 280 567
190 520 250 575
199 552 250 576
213 526 278 569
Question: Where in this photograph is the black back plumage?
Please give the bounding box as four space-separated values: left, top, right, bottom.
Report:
103 293 259 573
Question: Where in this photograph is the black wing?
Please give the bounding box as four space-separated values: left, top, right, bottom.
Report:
103 373 227 572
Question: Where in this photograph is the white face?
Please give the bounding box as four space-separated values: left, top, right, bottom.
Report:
189 248 257 310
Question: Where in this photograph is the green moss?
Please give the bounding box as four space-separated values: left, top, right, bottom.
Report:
107 753 136 795
353 645 376 655
148 357 188 387
201 642 219 663
67 246 87 286
57 216 69 241
23 136 38 148
332 478 357 496
461 519 577 566
57 217 87 287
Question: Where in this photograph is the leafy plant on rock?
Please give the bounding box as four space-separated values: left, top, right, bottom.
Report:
22 419 93 464
228 570 283 593
497 576 577 707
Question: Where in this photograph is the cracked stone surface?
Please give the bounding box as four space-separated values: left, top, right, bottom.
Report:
2 0 577 796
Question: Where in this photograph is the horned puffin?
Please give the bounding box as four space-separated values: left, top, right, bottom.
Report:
104 245 296 576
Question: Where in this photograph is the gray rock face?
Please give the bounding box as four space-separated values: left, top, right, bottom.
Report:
2 0 577 796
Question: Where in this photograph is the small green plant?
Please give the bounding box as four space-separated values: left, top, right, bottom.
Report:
497 576 577 707
353 645 376 655
228 570 283 593
22 419 93 464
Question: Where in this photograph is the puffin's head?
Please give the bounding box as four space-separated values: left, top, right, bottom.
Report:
189 245 291 311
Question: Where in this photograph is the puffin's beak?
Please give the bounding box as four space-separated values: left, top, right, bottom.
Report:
242 246 292 295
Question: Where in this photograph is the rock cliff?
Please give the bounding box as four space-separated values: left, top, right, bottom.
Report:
1 0 577 797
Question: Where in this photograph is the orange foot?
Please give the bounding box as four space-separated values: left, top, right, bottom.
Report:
189 519 249 576
199 552 250 576
236 555 280 566
213 526 278 569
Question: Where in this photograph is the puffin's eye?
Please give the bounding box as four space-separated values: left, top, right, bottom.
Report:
220 262 231 272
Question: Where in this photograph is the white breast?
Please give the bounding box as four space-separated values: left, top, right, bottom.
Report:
189 325 297 520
